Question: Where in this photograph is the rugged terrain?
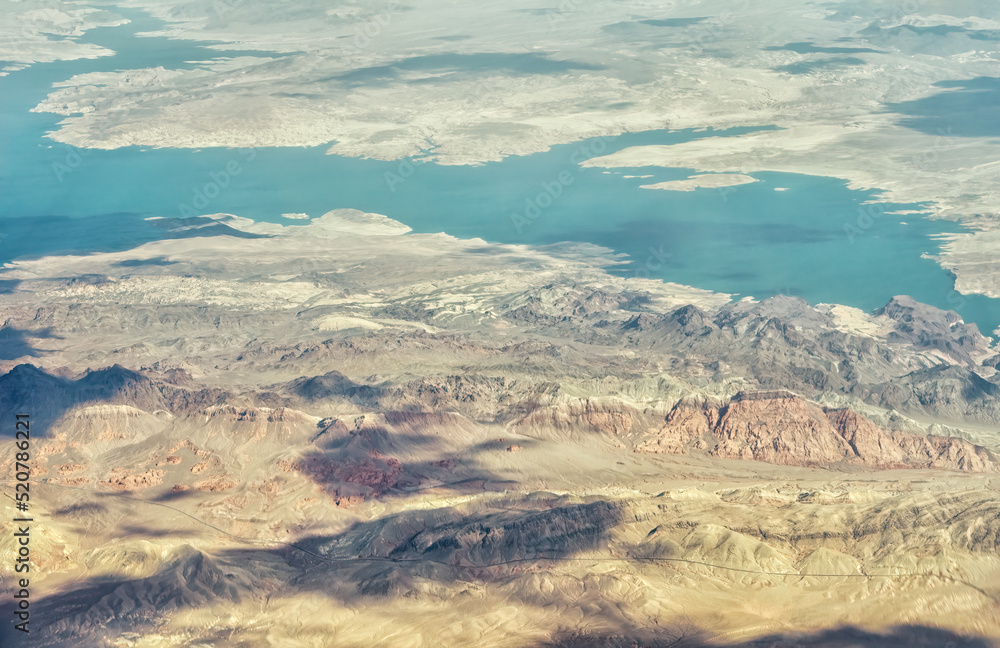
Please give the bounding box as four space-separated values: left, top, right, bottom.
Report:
5 0 1000 645
1 211 999 646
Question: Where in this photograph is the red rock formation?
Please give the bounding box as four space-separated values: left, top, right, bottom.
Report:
290 451 404 506
713 395 852 466
513 399 642 437
891 432 996 472
193 478 237 491
826 409 908 468
637 392 997 472
635 397 719 454
100 468 165 490
341 458 402 489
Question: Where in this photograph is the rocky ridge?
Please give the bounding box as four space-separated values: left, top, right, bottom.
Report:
1 212 999 646
638 391 998 472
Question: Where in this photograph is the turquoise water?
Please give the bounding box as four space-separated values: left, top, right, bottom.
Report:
1 8 998 335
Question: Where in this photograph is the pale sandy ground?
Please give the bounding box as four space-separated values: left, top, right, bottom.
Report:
0 210 997 646
4 2 1000 644
935 226 1000 299
0 0 125 75
640 174 759 192
2 418 998 647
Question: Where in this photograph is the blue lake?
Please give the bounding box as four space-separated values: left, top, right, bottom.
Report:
1 7 998 335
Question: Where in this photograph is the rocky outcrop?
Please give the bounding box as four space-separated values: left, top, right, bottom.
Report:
100 468 166 491
713 394 854 466
858 364 1000 422
638 391 998 472
634 396 719 454
825 408 908 467
0 363 217 435
286 450 403 505
616 296 1000 425
382 500 623 566
512 398 646 438
875 295 991 365
37 546 251 641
